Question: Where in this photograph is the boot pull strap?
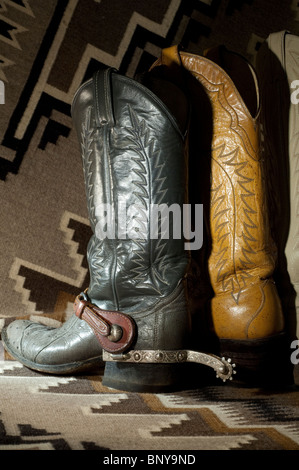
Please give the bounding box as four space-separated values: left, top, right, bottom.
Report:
160 45 182 68
93 68 117 128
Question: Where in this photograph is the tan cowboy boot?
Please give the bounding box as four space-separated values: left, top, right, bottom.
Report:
151 45 294 385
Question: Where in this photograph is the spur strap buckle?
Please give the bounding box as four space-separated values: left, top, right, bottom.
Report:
73 292 136 354
75 294 111 337
102 349 236 382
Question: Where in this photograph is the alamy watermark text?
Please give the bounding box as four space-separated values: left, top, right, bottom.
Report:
95 201 203 250
291 80 299 104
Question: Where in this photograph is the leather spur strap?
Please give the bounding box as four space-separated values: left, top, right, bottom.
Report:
73 293 136 353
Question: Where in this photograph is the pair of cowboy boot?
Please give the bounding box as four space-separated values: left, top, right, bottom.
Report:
2 45 293 391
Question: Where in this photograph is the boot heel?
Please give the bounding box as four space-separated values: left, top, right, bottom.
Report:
220 332 294 388
102 347 237 392
102 361 190 393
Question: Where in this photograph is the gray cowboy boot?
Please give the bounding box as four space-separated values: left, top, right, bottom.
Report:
2 67 234 392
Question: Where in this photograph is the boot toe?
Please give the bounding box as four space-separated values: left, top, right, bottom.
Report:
2 320 52 362
2 315 104 374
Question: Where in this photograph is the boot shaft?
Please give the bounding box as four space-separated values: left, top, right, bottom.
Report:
71 69 189 313
183 49 275 295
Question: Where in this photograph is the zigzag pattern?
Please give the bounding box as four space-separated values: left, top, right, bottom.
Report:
45 0 182 104
125 106 166 293
0 0 220 180
87 235 106 289
0 1 29 50
81 107 96 230
80 108 107 290
211 143 256 301
8 213 89 315
0 361 297 450
0 53 13 81
0 0 34 17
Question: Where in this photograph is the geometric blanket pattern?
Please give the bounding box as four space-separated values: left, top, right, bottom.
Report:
1 0 299 324
0 357 298 450
1 0 299 452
